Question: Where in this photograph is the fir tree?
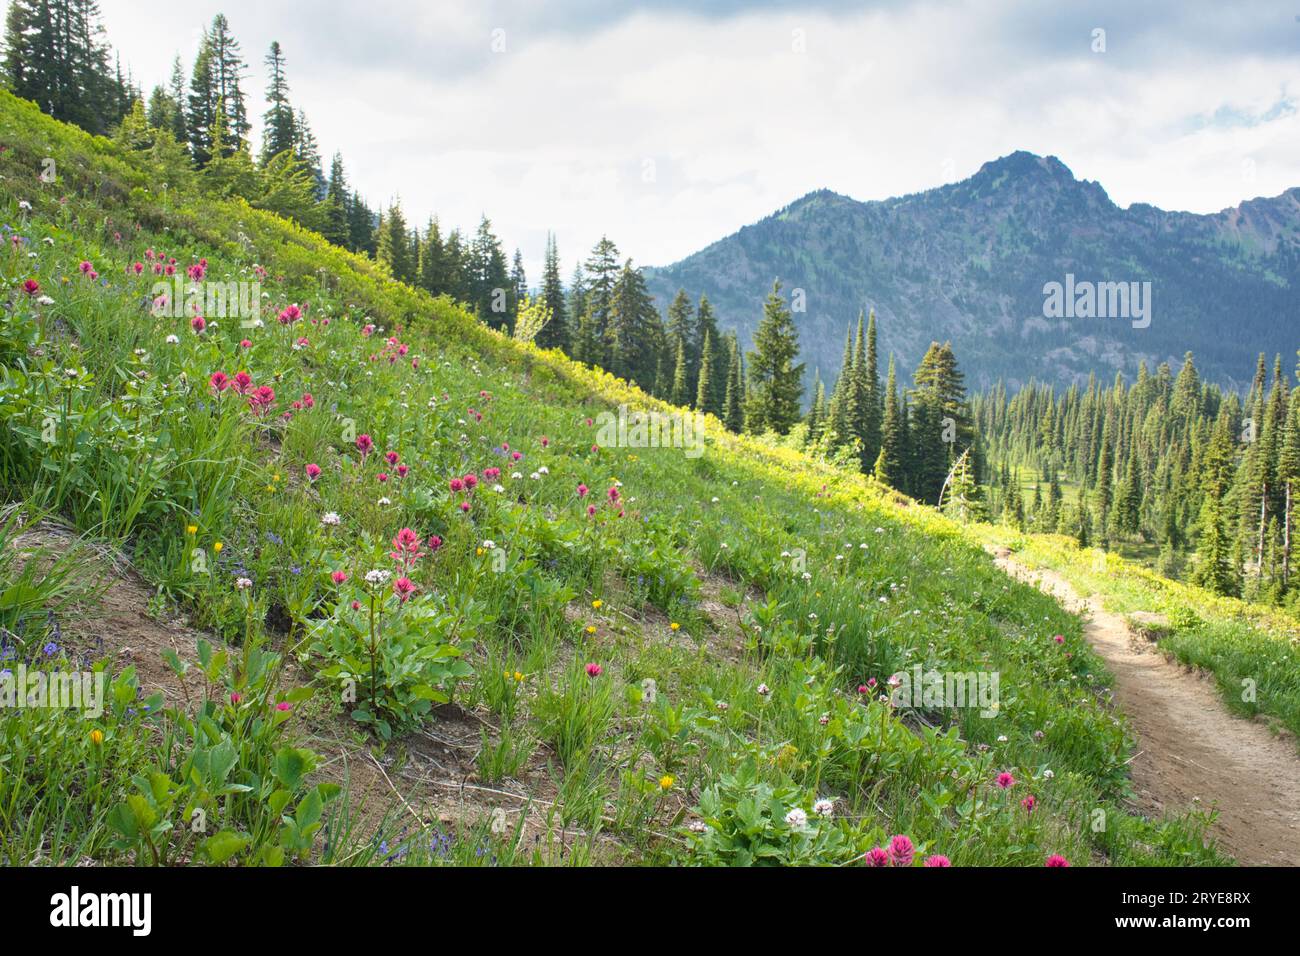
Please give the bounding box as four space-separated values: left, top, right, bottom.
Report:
537 232 568 351
670 337 690 407
696 329 718 416
743 280 804 436
377 200 415 284
260 41 295 164
875 355 905 488
1192 413 1241 596
722 335 745 433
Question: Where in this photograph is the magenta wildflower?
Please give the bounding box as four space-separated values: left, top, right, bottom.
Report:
887 834 915 867
864 847 891 867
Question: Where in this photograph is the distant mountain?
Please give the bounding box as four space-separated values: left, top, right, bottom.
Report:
644 151 1300 393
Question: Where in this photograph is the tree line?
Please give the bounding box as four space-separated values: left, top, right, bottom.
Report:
975 352 1300 607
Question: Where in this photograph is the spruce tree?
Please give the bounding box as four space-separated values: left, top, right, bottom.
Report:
695 330 717 416
377 201 414 284
468 216 510 330
670 337 690 407
606 261 662 387
260 41 295 164
582 237 620 366
537 233 568 351
862 309 882 465
875 355 905 488
722 335 745 433
696 295 725 412
322 153 350 247
666 289 697 397
509 249 527 325
743 280 804 436
1192 414 1241 596
826 328 855 452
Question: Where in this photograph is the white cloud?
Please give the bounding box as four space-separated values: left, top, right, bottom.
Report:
100 0 1300 284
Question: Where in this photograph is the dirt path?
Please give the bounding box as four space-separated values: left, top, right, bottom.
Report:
991 548 1300 866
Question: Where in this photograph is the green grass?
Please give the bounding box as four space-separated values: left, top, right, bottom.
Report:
0 89 1231 867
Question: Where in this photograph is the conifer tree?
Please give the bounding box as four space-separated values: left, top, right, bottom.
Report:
321 153 350 247
910 341 970 504
416 217 445 294
670 337 690 407
260 41 295 164
509 249 527 324
862 309 882 465
723 335 745 433
695 295 725 412
583 237 620 366
468 216 510 330
826 328 855 452
537 233 568 351
1192 414 1241 596
807 372 827 445
743 280 804 436
377 201 415 284
606 261 661 387
875 355 906 488
696 330 717 416
666 289 697 398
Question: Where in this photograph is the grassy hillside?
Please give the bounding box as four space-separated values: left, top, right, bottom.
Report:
0 91 1224 867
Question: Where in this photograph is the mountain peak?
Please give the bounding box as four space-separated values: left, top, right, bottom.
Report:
967 151 1076 188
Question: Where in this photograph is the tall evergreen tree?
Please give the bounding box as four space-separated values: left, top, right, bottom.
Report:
186 14 247 164
468 215 510 330
695 295 725 413
377 200 415 284
321 152 350 247
743 280 805 436
1192 413 1242 596
537 232 568 351
260 41 295 164
861 309 882 466
606 260 662 387
670 336 690 407
875 355 906 488
696 329 719 417
582 237 620 366
722 334 745 433
909 341 971 504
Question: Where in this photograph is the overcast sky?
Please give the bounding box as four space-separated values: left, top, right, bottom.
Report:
99 0 1300 279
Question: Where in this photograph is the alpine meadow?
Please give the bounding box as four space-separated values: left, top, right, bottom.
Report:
0 0 1296 933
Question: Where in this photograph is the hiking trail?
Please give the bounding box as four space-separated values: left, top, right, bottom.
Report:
991 547 1300 866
